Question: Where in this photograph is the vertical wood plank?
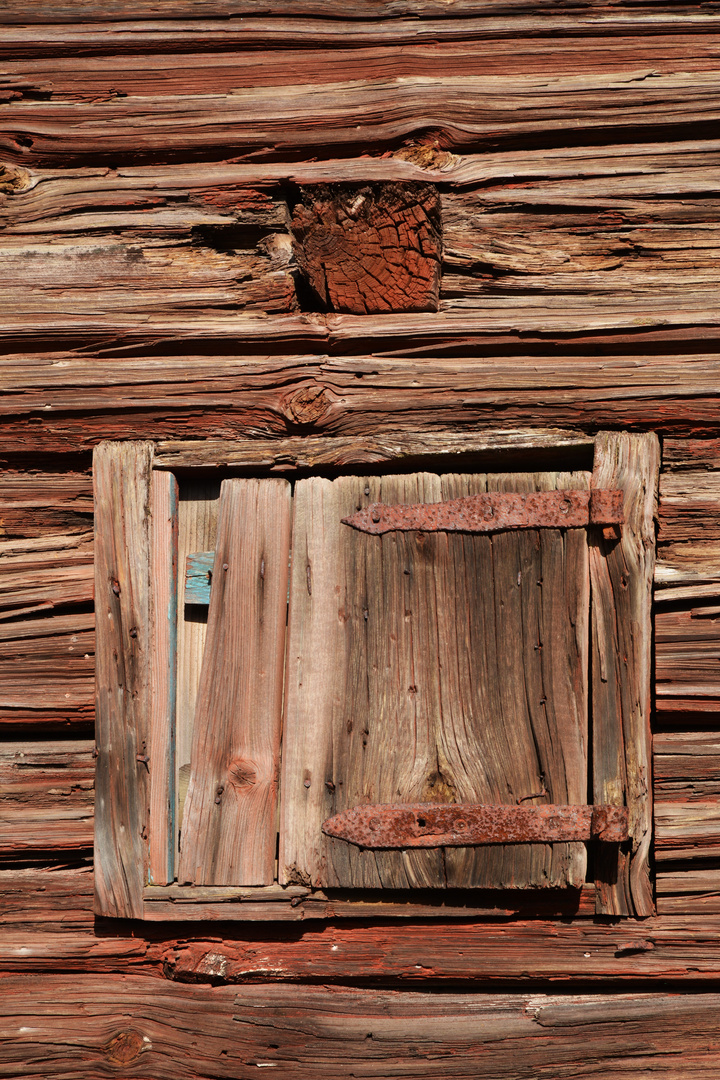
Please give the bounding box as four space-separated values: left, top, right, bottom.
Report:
279 477 349 888
440 471 589 890
175 480 220 853
148 470 178 886
178 479 291 886
93 441 154 919
591 431 659 916
281 471 589 891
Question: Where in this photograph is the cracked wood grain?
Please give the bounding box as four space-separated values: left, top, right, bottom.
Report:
290 183 441 314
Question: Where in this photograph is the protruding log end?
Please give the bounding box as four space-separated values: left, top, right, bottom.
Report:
289 181 442 315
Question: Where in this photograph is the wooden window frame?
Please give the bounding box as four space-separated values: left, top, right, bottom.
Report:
93 429 658 921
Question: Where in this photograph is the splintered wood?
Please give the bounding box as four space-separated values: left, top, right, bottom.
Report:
280 470 589 890
178 480 291 886
290 182 441 314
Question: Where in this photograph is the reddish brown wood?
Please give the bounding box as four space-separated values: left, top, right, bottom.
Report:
0 472 92 537
0 741 94 853
5 353 720 455
3 65 719 167
291 183 441 314
4 976 720 1080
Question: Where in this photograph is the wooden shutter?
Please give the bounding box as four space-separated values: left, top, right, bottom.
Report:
177 478 291 886
279 470 590 890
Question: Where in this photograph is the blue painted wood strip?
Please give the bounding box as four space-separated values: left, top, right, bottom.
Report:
185 550 214 605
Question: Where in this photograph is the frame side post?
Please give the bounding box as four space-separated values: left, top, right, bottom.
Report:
591 431 659 916
94 440 154 918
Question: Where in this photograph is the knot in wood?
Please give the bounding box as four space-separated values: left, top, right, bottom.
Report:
290 181 441 314
227 757 258 789
286 385 330 427
0 163 31 193
106 1029 147 1065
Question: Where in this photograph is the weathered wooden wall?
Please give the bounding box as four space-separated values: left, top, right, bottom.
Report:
2 3 720 1076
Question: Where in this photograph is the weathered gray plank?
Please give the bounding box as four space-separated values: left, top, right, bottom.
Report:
178 479 291 886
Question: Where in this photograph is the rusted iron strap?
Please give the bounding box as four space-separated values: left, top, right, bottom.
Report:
342 489 623 535
322 803 629 848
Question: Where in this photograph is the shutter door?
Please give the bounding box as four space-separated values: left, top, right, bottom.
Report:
280 470 590 890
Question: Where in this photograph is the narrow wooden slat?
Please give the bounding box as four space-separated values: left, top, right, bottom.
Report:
178 479 291 886
175 479 220 848
148 470 178 886
93 440 153 919
590 432 659 916
156 429 593 470
281 470 589 891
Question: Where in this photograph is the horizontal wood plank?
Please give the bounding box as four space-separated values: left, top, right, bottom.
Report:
4 978 720 1079
0 740 94 854
9 910 720 981
3 69 720 167
0 866 94 932
655 803 720 862
5 354 720 452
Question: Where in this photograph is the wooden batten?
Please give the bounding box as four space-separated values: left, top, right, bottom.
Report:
148 470 178 886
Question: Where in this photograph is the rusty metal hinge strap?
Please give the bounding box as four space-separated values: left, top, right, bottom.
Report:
322 803 629 848
342 489 623 535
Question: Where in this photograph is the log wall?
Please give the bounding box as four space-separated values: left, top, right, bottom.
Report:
2 3 720 1076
